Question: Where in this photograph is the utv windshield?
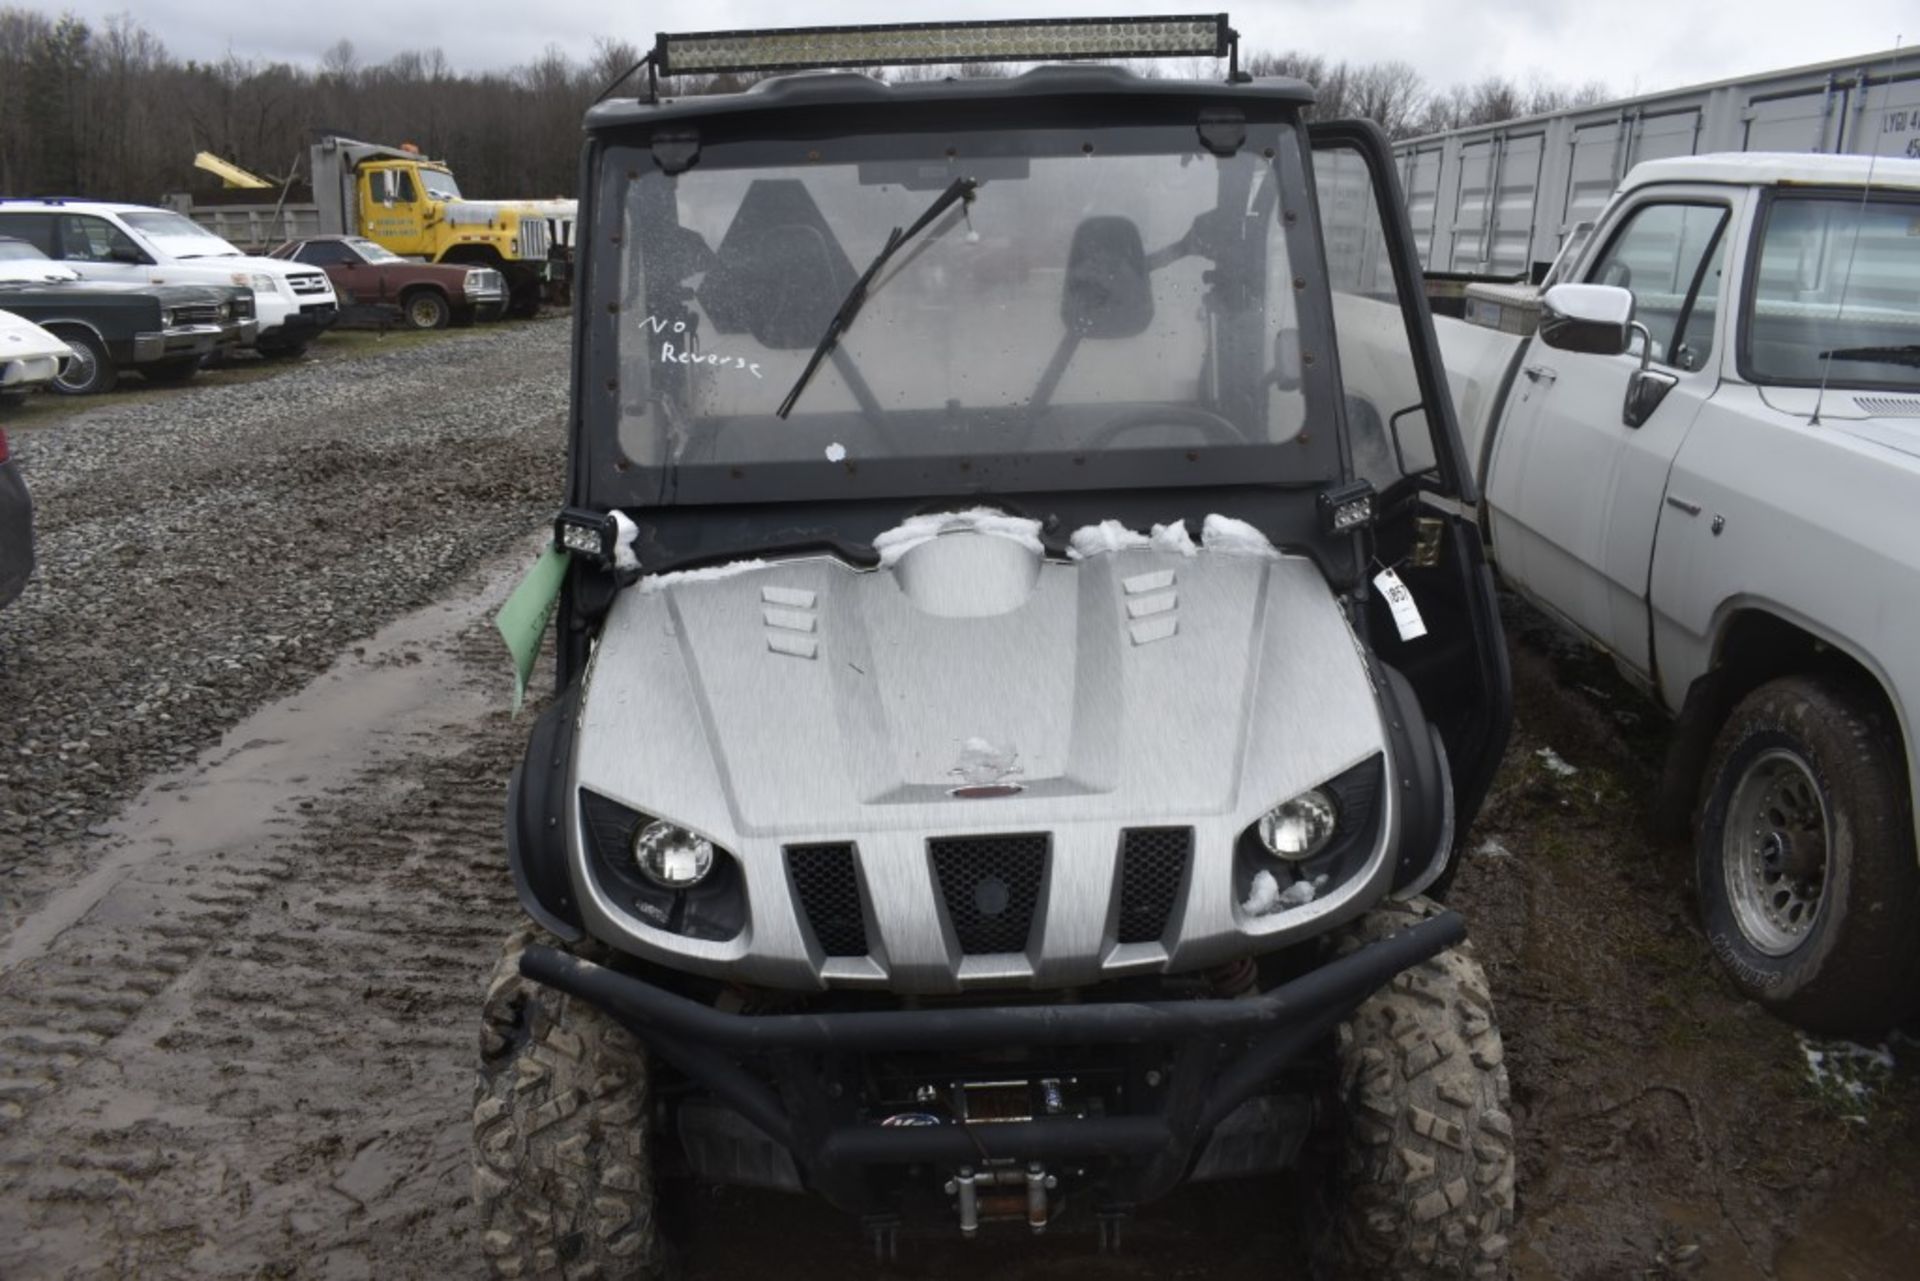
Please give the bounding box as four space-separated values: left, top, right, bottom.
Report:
603 120 1330 505
1746 192 1920 388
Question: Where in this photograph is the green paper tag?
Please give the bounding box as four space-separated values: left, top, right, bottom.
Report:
497 543 570 712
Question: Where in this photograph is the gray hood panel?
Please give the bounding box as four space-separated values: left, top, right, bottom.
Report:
570 532 1392 990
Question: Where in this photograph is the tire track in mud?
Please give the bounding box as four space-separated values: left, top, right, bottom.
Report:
0 578 533 1278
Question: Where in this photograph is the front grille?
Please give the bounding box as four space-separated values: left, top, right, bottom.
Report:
515 219 551 261
289 273 330 295
170 304 219 326
788 844 867 957
931 834 1048 955
1116 828 1191 944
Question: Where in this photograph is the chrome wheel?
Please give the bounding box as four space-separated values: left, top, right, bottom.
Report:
1722 748 1829 956
52 342 100 394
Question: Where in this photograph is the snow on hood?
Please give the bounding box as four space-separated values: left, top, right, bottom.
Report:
1066 515 1272 561
639 559 773 594
1201 514 1281 558
872 508 1045 567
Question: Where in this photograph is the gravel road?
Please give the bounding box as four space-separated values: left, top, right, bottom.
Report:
0 330 1915 1280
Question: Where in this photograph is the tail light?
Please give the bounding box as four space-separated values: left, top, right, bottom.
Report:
0 428 10 465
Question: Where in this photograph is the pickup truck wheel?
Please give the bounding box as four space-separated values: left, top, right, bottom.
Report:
473 927 666 1281
402 289 452 331
140 356 203 385
49 330 116 396
1695 676 1920 1033
1328 897 1514 1281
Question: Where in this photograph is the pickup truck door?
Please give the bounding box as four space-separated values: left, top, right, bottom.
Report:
1484 191 1735 682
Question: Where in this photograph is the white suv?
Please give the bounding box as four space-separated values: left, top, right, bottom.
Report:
0 200 337 356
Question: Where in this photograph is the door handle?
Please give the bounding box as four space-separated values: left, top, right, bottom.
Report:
1523 364 1557 384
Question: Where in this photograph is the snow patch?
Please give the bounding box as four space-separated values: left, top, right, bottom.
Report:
824 442 848 463
1473 838 1514 859
872 508 1045 568
951 736 1022 786
1241 870 1326 916
1535 747 1578 778
1799 1035 1896 1120
1068 520 1151 559
639 559 772 594
610 510 641 573
1201 514 1280 558
1151 521 1198 557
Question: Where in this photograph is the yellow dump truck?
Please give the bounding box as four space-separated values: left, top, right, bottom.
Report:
172 135 575 314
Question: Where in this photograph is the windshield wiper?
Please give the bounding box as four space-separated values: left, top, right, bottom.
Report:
776 176 977 419
1820 344 1920 368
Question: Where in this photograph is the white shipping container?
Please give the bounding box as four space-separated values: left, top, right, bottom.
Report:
1389 46 1920 280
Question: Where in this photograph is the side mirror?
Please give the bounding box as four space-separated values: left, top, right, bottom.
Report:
1063 216 1152 339
109 245 147 265
1537 283 1635 356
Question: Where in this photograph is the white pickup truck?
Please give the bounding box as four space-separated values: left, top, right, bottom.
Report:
0 200 337 357
1412 153 1920 1033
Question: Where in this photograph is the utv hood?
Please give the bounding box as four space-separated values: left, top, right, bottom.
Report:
574 531 1385 840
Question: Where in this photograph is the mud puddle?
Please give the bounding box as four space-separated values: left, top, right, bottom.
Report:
0 533 540 976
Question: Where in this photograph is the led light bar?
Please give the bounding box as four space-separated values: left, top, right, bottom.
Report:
653 15 1231 77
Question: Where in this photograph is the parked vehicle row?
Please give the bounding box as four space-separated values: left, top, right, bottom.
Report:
0 194 530 400
0 238 254 394
0 199 334 357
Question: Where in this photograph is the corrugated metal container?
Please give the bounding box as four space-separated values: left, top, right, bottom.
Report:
1391 47 1920 280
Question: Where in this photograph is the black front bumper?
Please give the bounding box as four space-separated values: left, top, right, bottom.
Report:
521 908 1464 1213
264 304 338 347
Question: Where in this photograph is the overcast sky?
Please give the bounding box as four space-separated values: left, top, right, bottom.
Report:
24 0 1920 100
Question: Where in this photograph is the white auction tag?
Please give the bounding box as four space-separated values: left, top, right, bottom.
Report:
1372 567 1427 641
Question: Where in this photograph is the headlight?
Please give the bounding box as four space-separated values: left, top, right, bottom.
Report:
160 307 176 327
464 268 490 295
632 820 715 888
1256 788 1338 860
230 271 277 292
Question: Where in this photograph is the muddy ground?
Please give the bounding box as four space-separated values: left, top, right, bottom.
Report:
1 339 1916 1279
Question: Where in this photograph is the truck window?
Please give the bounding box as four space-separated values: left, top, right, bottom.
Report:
1311 143 1440 488
1585 202 1729 372
1745 193 1920 388
0 213 57 254
297 241 357 265
57 215 146 264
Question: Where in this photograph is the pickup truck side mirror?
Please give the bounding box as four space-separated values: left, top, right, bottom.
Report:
1537 283 1635 356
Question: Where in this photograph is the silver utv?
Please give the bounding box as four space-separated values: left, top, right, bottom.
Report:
478 17 1516 1280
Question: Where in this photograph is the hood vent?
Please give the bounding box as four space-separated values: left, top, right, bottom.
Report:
1123 568 1180 645
762 584 819 659
1853 395 1920 417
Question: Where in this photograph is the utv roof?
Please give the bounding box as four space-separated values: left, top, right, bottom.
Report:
584 64 1317 132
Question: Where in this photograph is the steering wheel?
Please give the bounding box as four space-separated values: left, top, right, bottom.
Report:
1084 405 1246 450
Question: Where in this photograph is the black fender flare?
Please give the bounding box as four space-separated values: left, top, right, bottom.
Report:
505 682 586 941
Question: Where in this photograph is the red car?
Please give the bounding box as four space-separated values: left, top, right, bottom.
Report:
268 235 506 329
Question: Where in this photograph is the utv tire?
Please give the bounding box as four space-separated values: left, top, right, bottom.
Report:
49 329 116 395
1331 897 1514 1281
473 928 666 1280
1695 675 1920 1034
